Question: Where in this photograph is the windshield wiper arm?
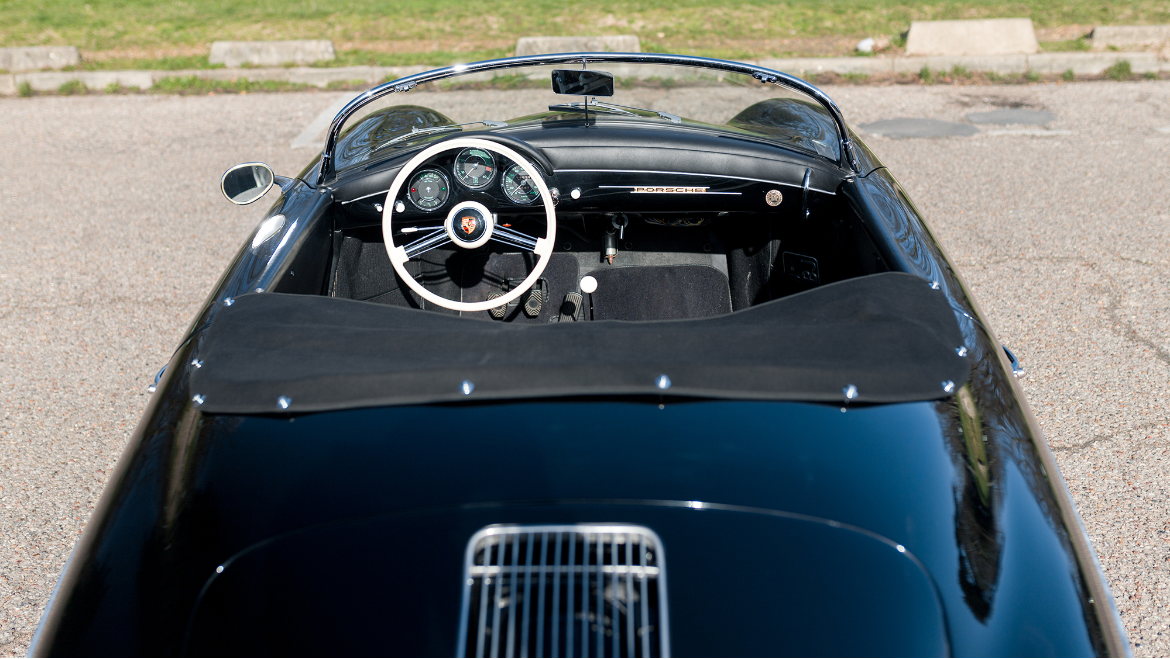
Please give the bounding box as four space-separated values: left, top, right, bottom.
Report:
547 100 681 124
548 101 636 117
598 100 682 124
373 120 508 152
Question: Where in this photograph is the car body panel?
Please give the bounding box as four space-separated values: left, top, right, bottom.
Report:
30 54 1127 657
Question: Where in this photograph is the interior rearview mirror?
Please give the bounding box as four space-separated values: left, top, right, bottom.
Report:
221 162 275 205
551 70 614 97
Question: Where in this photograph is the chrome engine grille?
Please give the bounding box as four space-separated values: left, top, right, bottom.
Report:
458 525 669 658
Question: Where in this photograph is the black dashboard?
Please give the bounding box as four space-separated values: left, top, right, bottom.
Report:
330 121 849 230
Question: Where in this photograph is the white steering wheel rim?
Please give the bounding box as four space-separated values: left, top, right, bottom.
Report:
381 137 556 312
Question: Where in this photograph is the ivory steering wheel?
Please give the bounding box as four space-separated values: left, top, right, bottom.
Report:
382 137 557 312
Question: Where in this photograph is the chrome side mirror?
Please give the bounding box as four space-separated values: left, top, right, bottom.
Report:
221 162 278 205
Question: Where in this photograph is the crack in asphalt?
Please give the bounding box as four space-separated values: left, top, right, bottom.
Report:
1100 276 1170 371
1053 416 1170 455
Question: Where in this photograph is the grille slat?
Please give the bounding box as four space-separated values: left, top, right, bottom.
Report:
491 538 504 659
459 525 669 658
507 536 521 659
520 532 535 658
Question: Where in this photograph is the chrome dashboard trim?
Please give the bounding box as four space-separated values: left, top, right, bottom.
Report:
340 168 834 207
318 53 861 184
560 169 836 195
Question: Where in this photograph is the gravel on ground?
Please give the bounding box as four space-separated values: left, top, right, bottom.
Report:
0 80 1167 655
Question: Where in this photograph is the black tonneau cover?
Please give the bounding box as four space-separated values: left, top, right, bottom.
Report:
190 272 969 413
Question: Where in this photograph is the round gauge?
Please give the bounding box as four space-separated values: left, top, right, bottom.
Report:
407 169 450 211
453 148 497 189
501 163 541 205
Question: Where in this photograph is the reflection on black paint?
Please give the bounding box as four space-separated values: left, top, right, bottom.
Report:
939 385 1001 621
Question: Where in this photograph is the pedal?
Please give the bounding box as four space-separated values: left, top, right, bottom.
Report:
487 291 507 319
559 292 583 322
523 288 543 317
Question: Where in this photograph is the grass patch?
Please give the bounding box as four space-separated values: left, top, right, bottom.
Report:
151 75 317 94
17 81 33 97
57 79 85 95
80 55 222 71
1105 60 1132 80
1040 37 1091 51
323 48 513 68
3 0 1170 60
918 66 934 84
1024 69 1041 82
1061 68 1076 81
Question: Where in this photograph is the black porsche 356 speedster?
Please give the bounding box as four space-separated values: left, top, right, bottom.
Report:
31 54 1129 657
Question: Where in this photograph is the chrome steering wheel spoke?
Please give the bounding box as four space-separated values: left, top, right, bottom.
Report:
491 224 539 252
403 228 451 259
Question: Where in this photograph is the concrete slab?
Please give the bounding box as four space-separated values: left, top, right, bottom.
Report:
1026 51 1161 74
894 54 1027 74
906 18 1039 56
285 65 427 87
209 40 336 68
14 70 154 93
860 118 979 138
0 46 80 72
967 109 1056 125
758 57 894 76
514 35 640 56
1091 25 1170 50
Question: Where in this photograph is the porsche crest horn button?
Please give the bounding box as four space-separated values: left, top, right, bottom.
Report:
443 200 495 249
454 208 486 242
460 213 480 237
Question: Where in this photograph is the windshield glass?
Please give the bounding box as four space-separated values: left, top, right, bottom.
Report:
332 62 841 173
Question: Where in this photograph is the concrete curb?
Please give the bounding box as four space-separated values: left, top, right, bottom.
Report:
0 46 80 72
209 40 336 68
1 53 1164 96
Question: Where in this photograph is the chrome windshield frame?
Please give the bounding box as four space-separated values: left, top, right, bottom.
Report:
317 52 861 184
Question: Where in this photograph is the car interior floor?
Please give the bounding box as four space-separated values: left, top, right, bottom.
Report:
328 207 888 322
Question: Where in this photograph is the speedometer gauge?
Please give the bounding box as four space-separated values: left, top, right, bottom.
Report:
501 164 540 204
454 148 497 189
407 169 450 211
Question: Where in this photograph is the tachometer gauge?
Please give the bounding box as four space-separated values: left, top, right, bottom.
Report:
453 148 497 189
407 169 450 211
501 163 541 204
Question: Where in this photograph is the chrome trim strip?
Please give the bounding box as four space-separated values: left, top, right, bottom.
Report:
562 169 836 195
339 189 388 205
318 52 860 183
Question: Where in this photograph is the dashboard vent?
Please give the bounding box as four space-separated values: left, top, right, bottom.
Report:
458 524 669 658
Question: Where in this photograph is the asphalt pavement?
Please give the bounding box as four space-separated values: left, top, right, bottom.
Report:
1 80 1168 655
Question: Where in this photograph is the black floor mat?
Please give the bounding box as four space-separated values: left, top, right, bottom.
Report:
585 265 732 321
459 252 579 323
